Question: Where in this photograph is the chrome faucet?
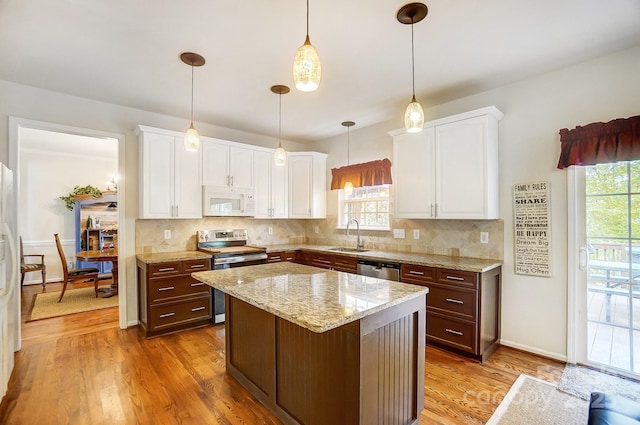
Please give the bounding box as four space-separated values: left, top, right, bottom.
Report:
346 219 364 250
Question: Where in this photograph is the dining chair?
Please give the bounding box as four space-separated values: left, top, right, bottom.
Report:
20 236 46 287
54 233 99 303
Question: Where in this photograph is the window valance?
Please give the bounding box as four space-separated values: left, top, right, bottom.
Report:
557 115 640 169
330 158 392 190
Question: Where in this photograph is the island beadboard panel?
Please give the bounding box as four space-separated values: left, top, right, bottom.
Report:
223 287 426 425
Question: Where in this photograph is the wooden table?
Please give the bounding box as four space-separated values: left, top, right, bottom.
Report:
76 249 118 298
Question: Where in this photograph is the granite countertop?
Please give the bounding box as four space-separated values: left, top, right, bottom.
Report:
136 250 212 264
262 244 502 273
192 262 429 333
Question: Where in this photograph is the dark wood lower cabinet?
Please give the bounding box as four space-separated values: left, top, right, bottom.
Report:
137 258 212 337
401 263 501 363
225 294 426 425
267 251 297 263
295 250 358 273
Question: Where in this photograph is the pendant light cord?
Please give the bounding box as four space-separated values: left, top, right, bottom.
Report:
278 93 282 148
347 126 350 166
411 19 416 98
190 63 195 124
306 0 310 36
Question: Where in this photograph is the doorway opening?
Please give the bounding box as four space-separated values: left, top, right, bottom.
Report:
8 117 127 343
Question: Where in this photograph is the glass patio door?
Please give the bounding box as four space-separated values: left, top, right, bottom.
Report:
578 161 639 376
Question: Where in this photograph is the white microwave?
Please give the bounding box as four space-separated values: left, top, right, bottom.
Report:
203 186 255 217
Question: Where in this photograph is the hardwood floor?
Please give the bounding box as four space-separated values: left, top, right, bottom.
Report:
1 284 566 424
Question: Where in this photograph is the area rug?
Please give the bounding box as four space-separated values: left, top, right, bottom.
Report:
558 363 640 402
486 374 588 425
28 287 118 321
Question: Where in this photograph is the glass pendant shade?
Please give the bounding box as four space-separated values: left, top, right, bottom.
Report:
184 123 200 151
343 181 354 195
404 96 424 133
274 144 287 167
293 36 322 92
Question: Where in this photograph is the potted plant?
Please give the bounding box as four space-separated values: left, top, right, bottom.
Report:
59 185 103 211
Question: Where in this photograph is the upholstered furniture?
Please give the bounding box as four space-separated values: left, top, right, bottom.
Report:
588 392 640 425
54 233 99 303
20 236 46 287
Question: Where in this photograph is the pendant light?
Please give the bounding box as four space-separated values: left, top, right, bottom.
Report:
397 3 428 133
271 85 290 166
342 121 355 195
180 52 205 151
293 0 321 92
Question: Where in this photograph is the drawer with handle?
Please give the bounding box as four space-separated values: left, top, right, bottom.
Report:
149 261 182 277
427 312 475 353
149 275 211 303
436 268 478 288
149 296 212 332
400 263 437 285
183 258 211 272
425 283 477 321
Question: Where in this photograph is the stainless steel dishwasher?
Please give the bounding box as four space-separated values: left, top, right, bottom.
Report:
357 259 401 281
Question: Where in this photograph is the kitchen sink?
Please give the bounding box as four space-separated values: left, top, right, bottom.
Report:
329 247 370 253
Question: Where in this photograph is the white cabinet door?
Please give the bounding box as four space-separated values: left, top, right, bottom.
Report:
288 152 326 219
253 151 272 218
202 140 254 189
138 127 202 219
140 132 174 218
229 147 254 189
202 140 230 187
288 155 312 218
253 151 288 219
271 161 288 218
174 140 202 218
435 115 496 219
393 130 435 218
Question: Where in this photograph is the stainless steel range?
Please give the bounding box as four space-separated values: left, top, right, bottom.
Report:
197 229 267 323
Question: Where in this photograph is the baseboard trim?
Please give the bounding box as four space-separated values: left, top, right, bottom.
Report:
500 339 567 362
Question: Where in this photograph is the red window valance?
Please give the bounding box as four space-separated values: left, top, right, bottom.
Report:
330 158 392 190
557 115 640 169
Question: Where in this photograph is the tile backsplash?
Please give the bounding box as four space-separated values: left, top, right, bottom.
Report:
136 216 503 260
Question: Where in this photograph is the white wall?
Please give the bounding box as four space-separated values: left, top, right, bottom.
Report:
310 45 640 359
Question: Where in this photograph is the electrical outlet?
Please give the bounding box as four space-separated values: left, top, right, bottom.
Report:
68 261 74 270
393 229 405 239
480 232 489 244
413 229 420 240
164 230 171 240
268 226 273 235
314 225 319 234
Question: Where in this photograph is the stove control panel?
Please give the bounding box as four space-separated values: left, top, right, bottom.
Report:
197 229 248 243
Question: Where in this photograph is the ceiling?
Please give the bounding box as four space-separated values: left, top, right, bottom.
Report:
1 0 639 144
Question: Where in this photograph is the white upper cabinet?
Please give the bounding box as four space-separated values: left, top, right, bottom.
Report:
202 139 254 189
253 150 288 218
137 126 202 219
288 152 327 219
391 106 503 219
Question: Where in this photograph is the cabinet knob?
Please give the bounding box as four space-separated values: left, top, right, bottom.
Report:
445 328 463 336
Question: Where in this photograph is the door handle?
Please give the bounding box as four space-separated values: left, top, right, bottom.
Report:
579 247 589 270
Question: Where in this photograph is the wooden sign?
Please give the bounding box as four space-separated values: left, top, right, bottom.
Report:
513 181 552 277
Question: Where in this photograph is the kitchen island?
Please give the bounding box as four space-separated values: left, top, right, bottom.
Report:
192 262 429 425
